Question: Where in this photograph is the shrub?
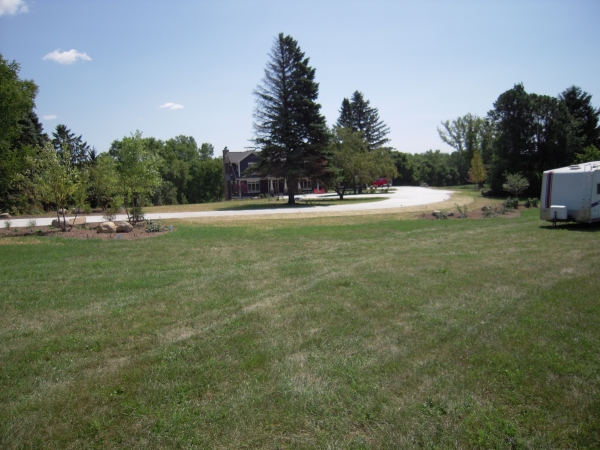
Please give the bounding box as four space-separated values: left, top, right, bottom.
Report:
483 205 508 218
525 198 539 208
456 204 468 219
503 197 519 209
27 219 37 227
433 211 448 220
4 220 9 230
146 220 164 233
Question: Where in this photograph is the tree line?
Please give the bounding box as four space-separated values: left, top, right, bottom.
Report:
394 84 600 195
0 54 223 217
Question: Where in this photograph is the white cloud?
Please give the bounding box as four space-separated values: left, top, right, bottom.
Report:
43 114 57 120
43 49 91 65
159 102 184 110
0 0 28 16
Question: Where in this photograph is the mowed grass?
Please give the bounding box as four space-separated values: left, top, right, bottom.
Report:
1 210 599 448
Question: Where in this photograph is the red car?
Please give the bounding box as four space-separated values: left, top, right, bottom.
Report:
371 177 388 187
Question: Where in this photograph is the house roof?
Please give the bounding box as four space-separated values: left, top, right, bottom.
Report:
226 151 258 164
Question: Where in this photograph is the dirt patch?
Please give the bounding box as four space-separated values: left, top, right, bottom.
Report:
0 222 172 240
415 205 531 220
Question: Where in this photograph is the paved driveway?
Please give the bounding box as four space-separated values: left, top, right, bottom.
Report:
5 187 453 227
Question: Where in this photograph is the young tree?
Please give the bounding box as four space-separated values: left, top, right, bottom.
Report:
89 153 119 211
252 33 334 204
110 131 161 224
467 149 487 188
32 143 79 231
437 113 493 183
502 172 529 198
336 91 390 150
329 127 397 199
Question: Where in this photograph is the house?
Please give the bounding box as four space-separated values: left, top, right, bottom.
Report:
222 148 322 200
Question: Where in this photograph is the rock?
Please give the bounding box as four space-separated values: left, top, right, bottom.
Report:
115 221 133 233
432 210 440 216
57 208 68 214
481 205 491 212
69 216 86 226
51 218 66 228
97 221 117 233
420 183 429 187
447 212 454 217
0 212 10 219
92 208 103 213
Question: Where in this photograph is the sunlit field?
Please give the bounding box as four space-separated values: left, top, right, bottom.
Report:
1 209 599 448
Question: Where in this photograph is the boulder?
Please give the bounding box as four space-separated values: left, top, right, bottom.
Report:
57 208 68 215
92 208 103 213
447 212 454 217
0 212 10 219
481 205 491 212
71 207 83 214
115 221 133 233
432 210 440 216
51 218 67 228
97 221 117 234
69 216 86 226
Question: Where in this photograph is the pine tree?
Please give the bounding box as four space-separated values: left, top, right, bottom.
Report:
52 124 91 167
252 33 333 204
336 91 390 150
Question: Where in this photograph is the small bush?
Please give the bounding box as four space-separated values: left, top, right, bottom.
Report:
146 220 164 233
4 220 9 230
524 198 539 208
503 197 519 210
27 219 37 227
456 204 468 219
259 193 265 199
483 205 508 218
433 211 449 220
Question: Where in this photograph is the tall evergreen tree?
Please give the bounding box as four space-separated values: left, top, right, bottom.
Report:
252 33 333 204
558 86 600 151
52 124 91 167
336 91 390 150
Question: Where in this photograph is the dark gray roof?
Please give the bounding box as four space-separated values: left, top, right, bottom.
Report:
225 151 258 164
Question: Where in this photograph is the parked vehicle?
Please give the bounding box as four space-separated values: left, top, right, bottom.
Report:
371 177 388 187
540 161 600 223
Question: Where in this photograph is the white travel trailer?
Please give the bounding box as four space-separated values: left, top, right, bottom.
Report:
540 161 600 223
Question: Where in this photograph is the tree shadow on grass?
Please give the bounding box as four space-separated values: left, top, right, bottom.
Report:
539 221 600 233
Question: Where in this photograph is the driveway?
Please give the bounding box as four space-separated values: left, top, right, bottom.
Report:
5 187 453 227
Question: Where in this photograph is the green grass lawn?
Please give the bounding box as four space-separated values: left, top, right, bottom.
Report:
1 210 599 448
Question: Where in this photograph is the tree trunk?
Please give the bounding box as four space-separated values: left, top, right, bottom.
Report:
335 186 346 200
287 178 296 205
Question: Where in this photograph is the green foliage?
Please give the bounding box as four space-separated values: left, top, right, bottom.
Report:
31 143 80 231
524 198 539 208
252 34 334 204
51 124 91 167
456 203 468 218
438 113 494 182
328 127 397 199
0 55 38 147
503 197 519 209
336 91 390 150
574 144 600 164
145 220 164 233
502 172 529 198
109 131 161 224
467 149 487 187
89 153 119 210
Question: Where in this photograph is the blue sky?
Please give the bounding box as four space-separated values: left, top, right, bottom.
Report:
2 0 599 156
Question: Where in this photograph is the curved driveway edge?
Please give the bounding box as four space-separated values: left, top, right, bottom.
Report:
6 187 454 228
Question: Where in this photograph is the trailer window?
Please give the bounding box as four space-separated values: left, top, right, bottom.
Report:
598 184 600 195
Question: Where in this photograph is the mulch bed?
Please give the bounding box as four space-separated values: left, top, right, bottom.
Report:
416 205 530 220
1 222 171 240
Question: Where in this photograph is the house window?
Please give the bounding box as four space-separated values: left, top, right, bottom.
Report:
247 181 260 192
300 179 311 190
